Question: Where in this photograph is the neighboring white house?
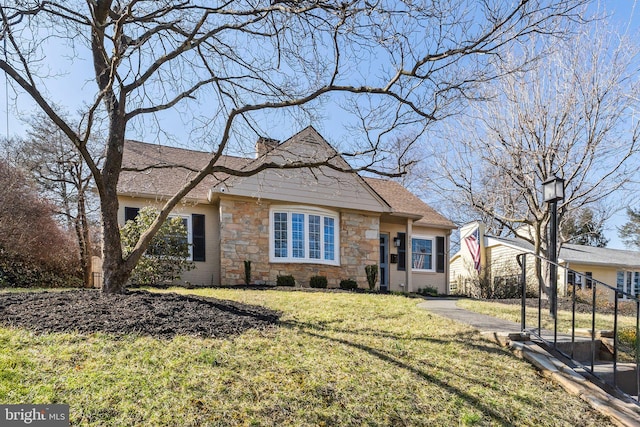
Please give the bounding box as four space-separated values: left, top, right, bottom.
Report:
450 222 640 301
117 126 456 292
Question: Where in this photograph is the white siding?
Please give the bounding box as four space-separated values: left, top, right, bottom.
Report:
218 130 389 213
227 166 387 212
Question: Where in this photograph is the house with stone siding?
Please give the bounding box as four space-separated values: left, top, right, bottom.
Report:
117 126 456 292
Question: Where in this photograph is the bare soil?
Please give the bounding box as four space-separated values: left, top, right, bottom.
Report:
0 289 280 339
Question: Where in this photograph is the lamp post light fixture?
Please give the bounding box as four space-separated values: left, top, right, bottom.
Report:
542 175 565 343
543 175 565 204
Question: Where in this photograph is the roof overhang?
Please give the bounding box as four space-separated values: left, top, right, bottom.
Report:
561 258 640 269
390 211 423 220
119 191 209 205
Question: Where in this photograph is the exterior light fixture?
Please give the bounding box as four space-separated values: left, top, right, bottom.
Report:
543 174 565 343
542 175 565 203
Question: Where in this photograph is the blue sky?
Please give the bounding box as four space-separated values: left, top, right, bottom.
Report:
1 1 639 248
588 1 639 248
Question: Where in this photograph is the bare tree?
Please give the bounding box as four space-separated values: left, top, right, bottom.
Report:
2 112 102 287
427 16 640 261
0 0 588 293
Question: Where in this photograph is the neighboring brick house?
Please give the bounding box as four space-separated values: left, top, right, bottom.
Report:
118 126 456 292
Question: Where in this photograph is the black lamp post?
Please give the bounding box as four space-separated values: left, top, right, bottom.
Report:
542 175 565 331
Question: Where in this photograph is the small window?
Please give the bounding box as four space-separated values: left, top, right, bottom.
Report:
147 215 192 259
585 272 593 289
412 237 434 271
125 206 200 261
124 207 139 223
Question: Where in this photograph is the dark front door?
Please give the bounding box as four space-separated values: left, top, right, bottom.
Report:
380 234 389 291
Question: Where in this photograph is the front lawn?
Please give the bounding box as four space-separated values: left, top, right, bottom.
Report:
457 298 637 334
0 288 613 426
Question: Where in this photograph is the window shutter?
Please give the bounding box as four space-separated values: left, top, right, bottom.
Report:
397 233 406 271
436 236 445 273
124 207 139 223
192 214 206 262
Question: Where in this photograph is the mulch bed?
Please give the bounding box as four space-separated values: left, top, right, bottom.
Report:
0 289 280 339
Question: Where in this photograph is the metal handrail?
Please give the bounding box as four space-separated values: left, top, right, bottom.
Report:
516 251 640 403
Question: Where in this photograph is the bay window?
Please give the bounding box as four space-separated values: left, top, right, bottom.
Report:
270 207 339 265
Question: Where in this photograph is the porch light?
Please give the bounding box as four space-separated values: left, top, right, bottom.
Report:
542 175 565 203
393 237 401 247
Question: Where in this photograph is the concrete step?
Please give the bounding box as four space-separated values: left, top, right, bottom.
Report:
554 339 602 364
592 362 639 396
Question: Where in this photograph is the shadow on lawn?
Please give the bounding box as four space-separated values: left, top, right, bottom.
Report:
280 318 521 425
282 318 508 356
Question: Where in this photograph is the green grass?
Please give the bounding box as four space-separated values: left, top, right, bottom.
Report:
458 298 639 361
457 298 637 333
0 288 613 426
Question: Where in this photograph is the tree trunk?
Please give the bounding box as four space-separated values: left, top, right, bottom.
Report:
98 102 130 293
100 188 130 293
75 193 93 288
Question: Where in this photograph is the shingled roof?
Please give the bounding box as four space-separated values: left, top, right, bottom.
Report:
364 177 456 229
487 235 640 269
118 140 249 201
119 138 455 230
560 244 640 268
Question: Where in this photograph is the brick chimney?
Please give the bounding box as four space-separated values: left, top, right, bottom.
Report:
256 137 279 158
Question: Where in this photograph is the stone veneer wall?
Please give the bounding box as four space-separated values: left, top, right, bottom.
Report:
219 198 380 288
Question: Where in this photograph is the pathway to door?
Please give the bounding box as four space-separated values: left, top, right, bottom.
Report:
417 297 640 427
416 298 520 333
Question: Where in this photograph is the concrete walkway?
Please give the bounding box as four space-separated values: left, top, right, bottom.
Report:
417 297 640 427
416 298 522 333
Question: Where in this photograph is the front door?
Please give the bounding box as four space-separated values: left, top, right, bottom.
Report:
380 234 389 291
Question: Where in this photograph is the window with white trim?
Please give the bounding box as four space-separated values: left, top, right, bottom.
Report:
617 271 640 299
124 207 206 262
411 236 434 271
148 214 193 260
270 207 339 265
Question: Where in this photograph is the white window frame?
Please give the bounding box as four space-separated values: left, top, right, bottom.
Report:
168 214 193 261
411 235 435 272
269 206 340 266
616 270 640 300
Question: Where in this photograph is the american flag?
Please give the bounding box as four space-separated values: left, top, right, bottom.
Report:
464 227 481 273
